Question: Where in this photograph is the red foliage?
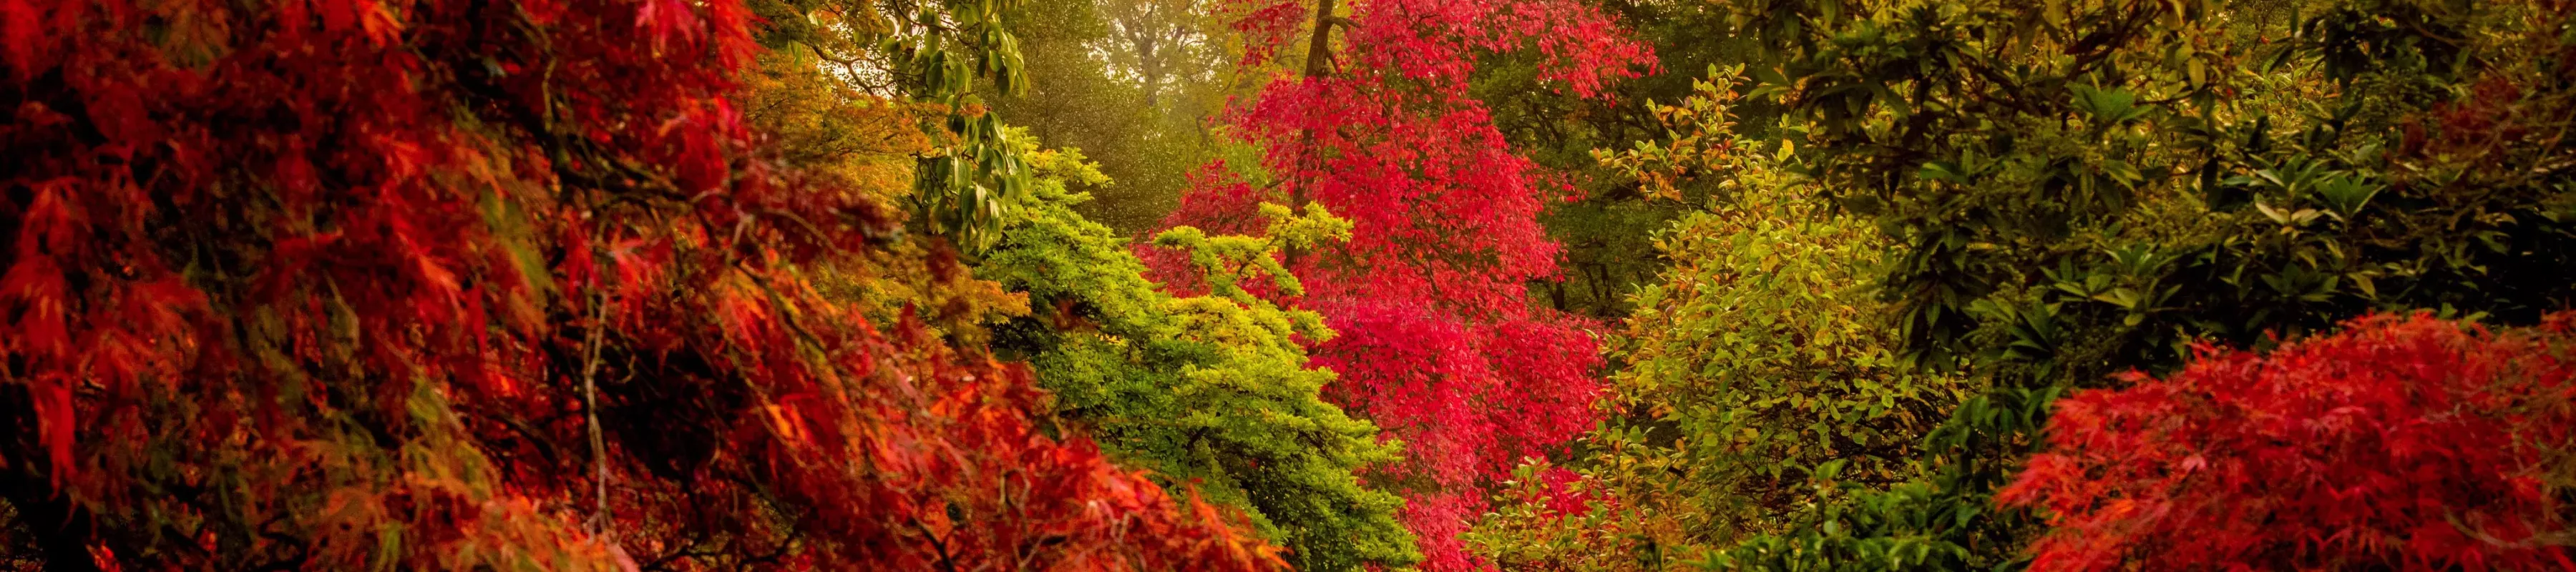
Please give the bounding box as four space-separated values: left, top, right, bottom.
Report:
0 0 1280 569
1163 0 1650 568
2001 312 2576 571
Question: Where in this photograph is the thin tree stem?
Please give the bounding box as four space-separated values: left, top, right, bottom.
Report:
582 265 612 538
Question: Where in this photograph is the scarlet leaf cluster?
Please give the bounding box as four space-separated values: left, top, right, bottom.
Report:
1161 0 1649 567
2002 313 2576 571
0 0 1280 568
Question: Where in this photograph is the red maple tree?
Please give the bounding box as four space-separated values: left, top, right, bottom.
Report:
1158 0 1650 567
0 0 1280 569
2001 312 2576 571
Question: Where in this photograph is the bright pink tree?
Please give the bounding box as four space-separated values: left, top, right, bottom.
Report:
2001 312 2576 571
1158 0 1650 567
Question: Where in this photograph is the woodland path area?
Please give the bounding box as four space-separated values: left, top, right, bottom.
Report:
5 0 2576 571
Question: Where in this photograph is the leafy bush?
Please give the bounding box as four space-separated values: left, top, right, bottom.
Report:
2004 312 2576 570
978 143 1418 571
1469 72 1979 571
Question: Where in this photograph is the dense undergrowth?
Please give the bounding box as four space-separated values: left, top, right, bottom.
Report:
6 0 2575 570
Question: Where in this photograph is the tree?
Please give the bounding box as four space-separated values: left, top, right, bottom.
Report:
1466 71 1979 571
1722 0 2576 381
751 0 1042 253
975 136 1420 570
1155 0 1652 567
967 0 1235 235
0 0 1285 568
1648 0 2576 567
1467 0 1790 320
1094 0 1213 109
2002 312 2576 570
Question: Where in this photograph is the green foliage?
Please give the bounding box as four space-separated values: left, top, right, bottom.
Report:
747 0 1042 252
1473 1 1787 320
986 0 1234 235
1468 72 1978 571
976 140 1419 571
1723 0 2576 380
1571 0 2576 568
1608 84 1974 533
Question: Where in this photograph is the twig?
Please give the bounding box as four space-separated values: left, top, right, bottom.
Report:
581 247 613 538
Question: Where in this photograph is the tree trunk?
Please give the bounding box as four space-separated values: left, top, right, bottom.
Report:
1302 0 1337 79
1285 0 1338 268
